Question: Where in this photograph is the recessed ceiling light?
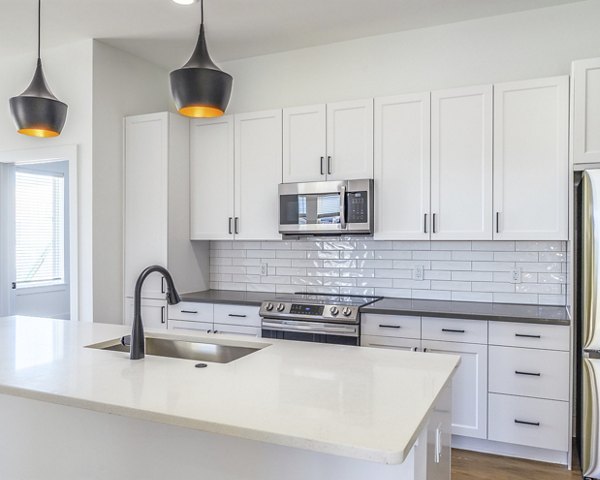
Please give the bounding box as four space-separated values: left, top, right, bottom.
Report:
172 0 198 5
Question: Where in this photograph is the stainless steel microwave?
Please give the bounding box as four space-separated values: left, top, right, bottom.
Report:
278 179 374 236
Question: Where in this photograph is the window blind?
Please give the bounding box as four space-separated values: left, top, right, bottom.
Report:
15 170 65 287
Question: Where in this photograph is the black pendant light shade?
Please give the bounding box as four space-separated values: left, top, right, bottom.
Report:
9 0 68 138
170 0 232 118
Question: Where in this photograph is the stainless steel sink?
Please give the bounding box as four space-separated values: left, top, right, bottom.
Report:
86 336 264 364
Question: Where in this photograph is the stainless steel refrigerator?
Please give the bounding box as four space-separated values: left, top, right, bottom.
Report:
580 169 600 477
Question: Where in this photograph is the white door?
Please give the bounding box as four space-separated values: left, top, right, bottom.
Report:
422 340 488 439
190 116 235 240
124 114 168 299
573 58 600 165
431 85 493 240
374 93 430 240
235 110 282 240
493 76 569 240
282 104 327 183
326 99 374 181
125 297 167 330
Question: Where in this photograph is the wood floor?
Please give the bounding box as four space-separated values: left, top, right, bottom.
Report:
452 449 583 480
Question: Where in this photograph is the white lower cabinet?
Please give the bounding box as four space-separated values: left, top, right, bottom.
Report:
168 319 212 334
361 335 420 352
125 298 167 329
422 339 488 439
213 323 261 337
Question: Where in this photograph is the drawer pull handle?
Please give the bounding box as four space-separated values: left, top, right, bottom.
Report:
181 310 198 314
515 370 541 377
515 333 541 339
228 314 247 318
379 324 401 329
514 419 540 427
442 328 465 334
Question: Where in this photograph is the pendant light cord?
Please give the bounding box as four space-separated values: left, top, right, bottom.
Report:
201 0 204 26
37 0 41 59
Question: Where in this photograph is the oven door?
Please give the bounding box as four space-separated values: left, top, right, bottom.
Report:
261 318 359 346
278 179 373 235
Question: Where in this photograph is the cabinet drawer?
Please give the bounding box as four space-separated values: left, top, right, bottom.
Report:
488 393 569 452
489 322 570 351
168 302 213 322
214 304 261 327
361 335 421 352
361 314 421 338
422 318 487 344
213 323 261 338
168 319 212 334
489 346 569 401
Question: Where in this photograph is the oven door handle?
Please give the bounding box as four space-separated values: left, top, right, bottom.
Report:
339 184 347 230
262 320 357 335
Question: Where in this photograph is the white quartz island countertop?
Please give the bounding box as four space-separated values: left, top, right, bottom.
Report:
0 316 459 465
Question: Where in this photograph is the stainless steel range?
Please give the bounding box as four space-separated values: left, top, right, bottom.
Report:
259 293 382 346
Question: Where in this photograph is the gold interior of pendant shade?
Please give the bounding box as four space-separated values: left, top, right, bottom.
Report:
18 128 60 138
179 105 224 118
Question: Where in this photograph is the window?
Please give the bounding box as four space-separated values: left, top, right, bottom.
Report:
15 169 65 288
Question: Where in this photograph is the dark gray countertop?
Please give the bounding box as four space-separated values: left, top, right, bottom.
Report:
180 290 570 326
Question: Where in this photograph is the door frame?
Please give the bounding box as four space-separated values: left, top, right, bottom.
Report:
0 145 79 321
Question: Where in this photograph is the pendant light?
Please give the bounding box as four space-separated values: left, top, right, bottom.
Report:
169 0 233 118
9 0 67 138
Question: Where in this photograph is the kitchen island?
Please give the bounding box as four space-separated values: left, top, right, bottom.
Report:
0 316 458 480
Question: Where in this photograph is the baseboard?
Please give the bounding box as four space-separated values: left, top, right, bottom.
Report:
452 435 569 465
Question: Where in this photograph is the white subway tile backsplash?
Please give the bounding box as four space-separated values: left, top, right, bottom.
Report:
208 240 567 306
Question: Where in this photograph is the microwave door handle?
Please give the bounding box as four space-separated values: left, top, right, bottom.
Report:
339 185 347 229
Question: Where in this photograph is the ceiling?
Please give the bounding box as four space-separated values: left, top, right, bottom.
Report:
0 0 586 70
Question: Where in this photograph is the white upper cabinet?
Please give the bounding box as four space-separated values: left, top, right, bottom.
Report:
282 99 373 183
235 110 282 240
326 99 374 181
431 85 493 240
124 114 169 299
493 76 569 240
374 93 431 240
282 104 327 182
190 116 235 240
573 58 600 165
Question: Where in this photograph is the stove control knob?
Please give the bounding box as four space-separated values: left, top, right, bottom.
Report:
265 302 274 311
330 306 339 316
342 307 353 317
277 303 285 312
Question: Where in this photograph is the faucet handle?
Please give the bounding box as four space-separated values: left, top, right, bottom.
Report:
121 335 132 347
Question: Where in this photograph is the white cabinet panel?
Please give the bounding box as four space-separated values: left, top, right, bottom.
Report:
235 110 282 240
422 340 488 439
488 322 570 351
190 116 235 240
361 314 421 339
573 58 600 165
213 304 262 327
282 104 327 183
213 323 261 337
493 76 568 240
361 335 421 352
125 297 167 330
168 319 213 334
374 93 430 239
421 318 488 344
124 114 168 299
168 302 214 323
431 85 492 240
326 99 374 181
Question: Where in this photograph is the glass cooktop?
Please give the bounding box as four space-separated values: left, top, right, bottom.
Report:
265 293 382 307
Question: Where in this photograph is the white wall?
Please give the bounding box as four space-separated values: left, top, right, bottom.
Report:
0 40 93 321
221 0 600 113
91 41 171 324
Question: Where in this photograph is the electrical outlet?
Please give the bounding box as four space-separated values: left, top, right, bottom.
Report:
511 268 522 284
414 265 424 281
261 263 269 276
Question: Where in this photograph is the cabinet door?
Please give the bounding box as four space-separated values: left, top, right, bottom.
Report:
431 86 492 240
190 116 235 240
374 93 430 239
282 104 327 183
125 297 167 330
124 113 168 299
573 58 600 165
235 110 282 240
422 340 488 439
493 76 568 240
326 99 374 181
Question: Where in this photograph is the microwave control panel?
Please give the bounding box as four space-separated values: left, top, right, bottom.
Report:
346 191 368 223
